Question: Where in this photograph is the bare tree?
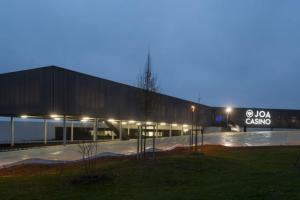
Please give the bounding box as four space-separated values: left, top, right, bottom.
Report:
78 140 98 175
137 51 160 160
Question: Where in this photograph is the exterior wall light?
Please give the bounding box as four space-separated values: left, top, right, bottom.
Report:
128 120 135 124
172 123 178 127
21 115 28 119
81 117 91 122
108 118 117 124
160 122 166 126
183 124 188 128
50 114 60 118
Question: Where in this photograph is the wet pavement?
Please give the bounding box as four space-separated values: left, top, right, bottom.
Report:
1 131 300 167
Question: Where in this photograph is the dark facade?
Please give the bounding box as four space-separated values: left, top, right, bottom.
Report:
0 67 53 116
0 66 212 125
1 66 300 129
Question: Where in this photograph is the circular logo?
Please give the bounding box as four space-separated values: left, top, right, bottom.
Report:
246 110 254 118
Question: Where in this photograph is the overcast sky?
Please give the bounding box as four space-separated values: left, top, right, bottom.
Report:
0 0 300 109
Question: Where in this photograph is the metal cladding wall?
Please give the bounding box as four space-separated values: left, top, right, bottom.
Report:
212 107 300 129
52 67 213 124
0 66 213 125
0 67 54 116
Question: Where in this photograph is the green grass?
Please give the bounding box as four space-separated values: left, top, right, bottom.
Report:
1 147 300 200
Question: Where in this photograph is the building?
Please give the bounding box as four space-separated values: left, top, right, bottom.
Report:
0 66 300 146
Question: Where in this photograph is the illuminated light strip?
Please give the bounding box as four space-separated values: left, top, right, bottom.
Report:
81 117 91 122
108 118 117 124
50 114 63 119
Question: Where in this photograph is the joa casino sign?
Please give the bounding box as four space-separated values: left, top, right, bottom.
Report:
245 109 272 126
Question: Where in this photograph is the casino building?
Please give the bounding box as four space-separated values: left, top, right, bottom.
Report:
1 66 300 146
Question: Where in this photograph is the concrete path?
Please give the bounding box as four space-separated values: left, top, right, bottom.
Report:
1 131 300 168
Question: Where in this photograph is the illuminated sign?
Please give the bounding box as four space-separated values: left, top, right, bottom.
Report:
245 110 272 125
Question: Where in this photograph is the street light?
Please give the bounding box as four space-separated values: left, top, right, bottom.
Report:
226 107 232 114
191 105 196 113
225 107 232 129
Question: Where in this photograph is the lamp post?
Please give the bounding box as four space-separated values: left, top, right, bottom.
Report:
225 107 232 130
191 105 195 151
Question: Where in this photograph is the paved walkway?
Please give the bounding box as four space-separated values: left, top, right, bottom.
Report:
1 131 300 168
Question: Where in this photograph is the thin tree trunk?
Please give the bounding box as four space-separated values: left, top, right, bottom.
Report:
140 126 143 159
195 126 198 152
152 123 157 160
201 128 204 153
137 126 140 160
143 126 147 159
190 125 194 152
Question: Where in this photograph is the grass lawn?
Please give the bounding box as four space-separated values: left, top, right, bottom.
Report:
1 145 300 200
